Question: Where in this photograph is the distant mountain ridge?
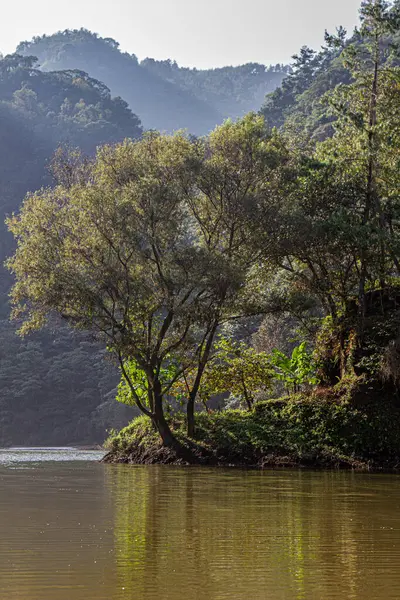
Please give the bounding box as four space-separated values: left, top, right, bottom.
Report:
17 29 288 135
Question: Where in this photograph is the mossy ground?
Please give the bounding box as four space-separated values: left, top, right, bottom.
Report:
104 378 400 470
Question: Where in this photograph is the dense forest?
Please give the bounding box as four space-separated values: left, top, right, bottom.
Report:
140 58 289 121
17 30 288 134
7 1 400 466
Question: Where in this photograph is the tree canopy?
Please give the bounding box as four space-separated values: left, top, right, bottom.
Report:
7 115 291 448
260 0 400 141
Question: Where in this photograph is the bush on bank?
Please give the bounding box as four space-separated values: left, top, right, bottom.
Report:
104 378 400 469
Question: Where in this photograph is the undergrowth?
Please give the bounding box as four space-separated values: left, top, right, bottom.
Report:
105 377 400 469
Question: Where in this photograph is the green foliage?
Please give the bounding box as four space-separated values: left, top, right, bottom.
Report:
260 40 349 135
173 338 274 411
0 53 142 151
0 321 133 447
106 386 400 468
5 5 400 450
0 53 142 446
117 361 149 408
258 2 400 388
269 343 319 393
117 358 180 409
260 1 400 140
7 115 288 444
105 415 159 453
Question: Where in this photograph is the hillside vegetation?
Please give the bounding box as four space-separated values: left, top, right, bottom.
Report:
3 1 400 456
0 34 287 445
261 0 400 140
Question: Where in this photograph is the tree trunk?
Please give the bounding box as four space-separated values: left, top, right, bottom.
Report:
153 382 197 464
152 378 175 447
359 33 379 342
187 397 195 438
153 402 177 448
119 355 197 462
241 375 253 411
187 321 220 438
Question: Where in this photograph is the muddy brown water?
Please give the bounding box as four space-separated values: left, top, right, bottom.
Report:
1 449 400 599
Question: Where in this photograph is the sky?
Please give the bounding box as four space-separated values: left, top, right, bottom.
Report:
1 0 362 69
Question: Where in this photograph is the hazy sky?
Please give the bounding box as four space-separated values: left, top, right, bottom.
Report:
1 0 362 68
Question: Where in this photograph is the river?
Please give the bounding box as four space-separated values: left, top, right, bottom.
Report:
1 449 400 599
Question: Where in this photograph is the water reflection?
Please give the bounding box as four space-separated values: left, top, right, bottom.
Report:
1 455 400 599
107 468 400 600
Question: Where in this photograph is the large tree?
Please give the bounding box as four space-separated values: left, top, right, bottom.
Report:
7 115 287 452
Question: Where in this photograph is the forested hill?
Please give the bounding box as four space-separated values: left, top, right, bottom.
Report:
0 54 140 446
261 41 350 137
16 29 288 135
140 59 289 121
0 53 142 307
261 1 400 139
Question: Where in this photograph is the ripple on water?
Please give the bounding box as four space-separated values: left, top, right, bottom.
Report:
0 448 106 467
1 460 400 599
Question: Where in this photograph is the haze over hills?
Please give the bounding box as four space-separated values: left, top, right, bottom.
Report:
17 29 289 134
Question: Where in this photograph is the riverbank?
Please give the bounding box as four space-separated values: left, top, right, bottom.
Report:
103 381 400 470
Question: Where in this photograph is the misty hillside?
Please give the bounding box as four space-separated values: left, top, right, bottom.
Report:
17 29 288 135
140 58 289 121
0 53 141 446
0 52 142 310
